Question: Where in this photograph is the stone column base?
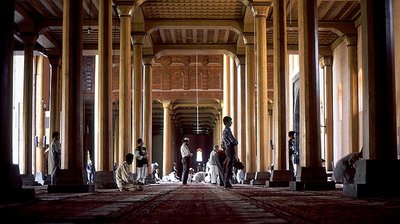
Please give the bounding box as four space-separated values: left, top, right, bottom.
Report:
289 166 335 191
0 189 35 203
343 160 400 198
265 170 292 187
0 164 35 202
48 169 94 193
94 171 117 189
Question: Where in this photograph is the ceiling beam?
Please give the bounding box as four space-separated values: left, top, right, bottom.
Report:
146 20 243 35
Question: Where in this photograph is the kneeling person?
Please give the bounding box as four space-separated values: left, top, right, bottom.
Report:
116 153 144 191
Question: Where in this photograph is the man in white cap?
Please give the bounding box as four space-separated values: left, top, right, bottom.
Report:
180 137 193 185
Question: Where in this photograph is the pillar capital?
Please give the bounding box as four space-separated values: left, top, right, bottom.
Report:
319 56 332 68
235 54 246 66
142 56 154 65
20 32 38 45
132 32 145 45
243 32 255 45
345 34 357 47
115 1 134 17
162 100 171 109
48 55 61 67
252 4 271 17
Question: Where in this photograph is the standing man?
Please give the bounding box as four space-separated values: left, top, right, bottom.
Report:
221 116 238 189
135 138 148 184
180 137 193 185
208 145 220 184
49 131 61 185
288 131 296 180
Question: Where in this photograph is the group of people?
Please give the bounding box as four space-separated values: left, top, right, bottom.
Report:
180 116 238 189
48 114 362 192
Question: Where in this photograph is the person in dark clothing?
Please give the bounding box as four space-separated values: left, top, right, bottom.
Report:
288 131 296 180
221 116 238 189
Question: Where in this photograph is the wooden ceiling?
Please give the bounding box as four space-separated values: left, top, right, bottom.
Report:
14 0 360 135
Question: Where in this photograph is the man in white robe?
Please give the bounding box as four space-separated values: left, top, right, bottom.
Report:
116 153 144 191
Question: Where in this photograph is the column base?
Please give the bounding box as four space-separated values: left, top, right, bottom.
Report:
0 164 35 202
250 171 271 185
289 166 335 191
265 170 292 187
48 169 94 193
94 171 117 189
343 160 400 198
0 188 36 203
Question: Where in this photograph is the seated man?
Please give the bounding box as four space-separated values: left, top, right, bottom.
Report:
116 153 144 191
333 149 363 184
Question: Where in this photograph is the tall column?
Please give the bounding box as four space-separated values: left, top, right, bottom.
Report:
35 55 45 173
222 54 231 117
162 101 171 176
320 56 334 171
292 0 332 190
230 58 238 136
21 34 37 175
0 0 16 192
48 54 61 148
236 55 246 166
344 0 399 198
115 2 134 164
244 34 256 173
113 112 120 165
272 0 288 171
361 0 396 160
346 35 359 153
298 0 321 167
143 57 153 174
95 0 113 171
253 5 269 171
60 0 84 173
132 33 144 150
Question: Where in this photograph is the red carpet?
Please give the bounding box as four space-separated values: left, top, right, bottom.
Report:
1 183 400 223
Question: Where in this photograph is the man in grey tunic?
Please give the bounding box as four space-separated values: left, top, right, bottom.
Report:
49 131 61 185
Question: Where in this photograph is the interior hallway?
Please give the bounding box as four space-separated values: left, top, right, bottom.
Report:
1 183 400 223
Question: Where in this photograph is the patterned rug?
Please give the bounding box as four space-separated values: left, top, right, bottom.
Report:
1 182 400 223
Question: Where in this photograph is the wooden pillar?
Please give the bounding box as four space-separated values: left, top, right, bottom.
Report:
320 56 334 171
346 35 360 153
48 54 61 148
115 2 134 164
230 58 238 136
361 0 396 159
343 0 399 198
132 33 144 152
0 0 16 191
143 57 153 174
298 0 321 168
222 54 231 117
162 101 171 176
395 0 400 157
244 35 256 173
35 55 45 173
95 0 113 171
272 0 288 171
113 112 120 165
60 0 84 172
236 55 246 166
21 35 37 175
253 5 269 171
